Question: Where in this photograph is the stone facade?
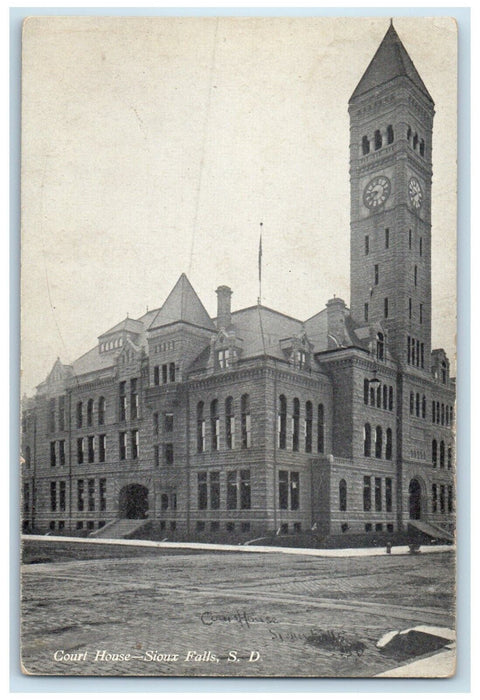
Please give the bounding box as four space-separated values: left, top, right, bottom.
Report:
21 23 455 539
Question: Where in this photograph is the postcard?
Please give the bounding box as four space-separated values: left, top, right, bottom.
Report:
20 16 457 677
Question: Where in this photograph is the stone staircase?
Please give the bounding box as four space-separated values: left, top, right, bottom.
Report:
89 519 148 540
408 520 454 543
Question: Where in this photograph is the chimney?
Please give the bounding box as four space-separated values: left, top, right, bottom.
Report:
326 297 346 345
216 286 233 329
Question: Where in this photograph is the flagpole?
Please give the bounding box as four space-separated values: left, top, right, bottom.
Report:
258 222 263 305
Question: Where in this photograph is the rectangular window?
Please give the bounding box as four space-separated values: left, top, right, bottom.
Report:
154 444 160 467
384 297 389 319
240 469 251 510
217 349 230 369
364 303 368 322
432 484 438 513
365 235 369 255
164 443 174 465
131 429 139 459
385 478 392 513
164 413 174 433
414 265 418 286
50 481 57 511
290 472 299 511
448 485 453 513
77 479 84 512
409 229 412 250
227 471 238 510
50 441 56 467
58 396 65 431
58 440 65 466
119 382 126 422
374 264 379 285
279 470 288 510
119 432 127 460
409 298 412 319
420 303 423 324
440 484 446 513
130 378 138 420
88 479 95 511
87 400 93 427
385 228 389 248
154 366 160 386
98 434 106 463
99 478 107 511
162 364 168 384
210 471 220 510
153 412 159 437
419 237 423 256
87 435 95 463
77 437 84 465
169 363 176 382
59 481 66 511
375 477 382 512
420 343 424 368
198 472 208 510
363 476 371 512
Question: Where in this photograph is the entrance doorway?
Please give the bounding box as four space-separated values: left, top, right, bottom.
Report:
408 479 422 520
119 484 149 519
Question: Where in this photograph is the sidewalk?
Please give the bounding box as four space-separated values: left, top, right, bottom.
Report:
22 534 455 558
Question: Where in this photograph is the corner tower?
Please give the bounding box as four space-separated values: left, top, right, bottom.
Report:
349 23 434 371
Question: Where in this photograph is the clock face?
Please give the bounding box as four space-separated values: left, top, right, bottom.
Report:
363 176 391 209
408 177 423 209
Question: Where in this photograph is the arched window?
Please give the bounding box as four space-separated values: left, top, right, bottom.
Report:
383 384 388 410
305 401 313 453
376 332 384 361
210 399 219 450
76 401 83 429
387 124 394 144
196 401 205 453
389 386 394 411
436 402 440 424
278 395 287 449
339 479 347 512
375 426 382 458
317 404 325 453
432 439 437 467
440 440 445 468
87 399 94 427
407 126 412 141
364 423 371 457
370 384 375 406
292 398 300 452
441 404 445 425
362 135 370 155
98 396 106 425
386 428 393 460
420 138 425 157
364 378 369 405
241 394 251 448
376 385 382 408
225 397 235 449
422 395 426 420
374 129 382 150
413 133 418 150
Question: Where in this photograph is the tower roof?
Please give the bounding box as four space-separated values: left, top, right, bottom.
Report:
350 23 433 104
148 273 215 331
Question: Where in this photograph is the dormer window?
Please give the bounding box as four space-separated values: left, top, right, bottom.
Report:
295 350 307 369
217 348 230 369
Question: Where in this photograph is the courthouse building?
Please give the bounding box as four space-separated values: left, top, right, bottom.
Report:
21 24 455 539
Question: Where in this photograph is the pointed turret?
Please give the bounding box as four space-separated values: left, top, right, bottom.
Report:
350 23 433 104
149 273 215 331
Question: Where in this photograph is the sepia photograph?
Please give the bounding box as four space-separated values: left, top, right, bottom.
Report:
20 15 457 678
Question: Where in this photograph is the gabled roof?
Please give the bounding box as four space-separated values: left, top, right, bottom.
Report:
99 317 143 338
148 273 215 331
350 23 433 103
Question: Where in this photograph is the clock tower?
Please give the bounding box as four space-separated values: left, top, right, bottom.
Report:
349 22 434 371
